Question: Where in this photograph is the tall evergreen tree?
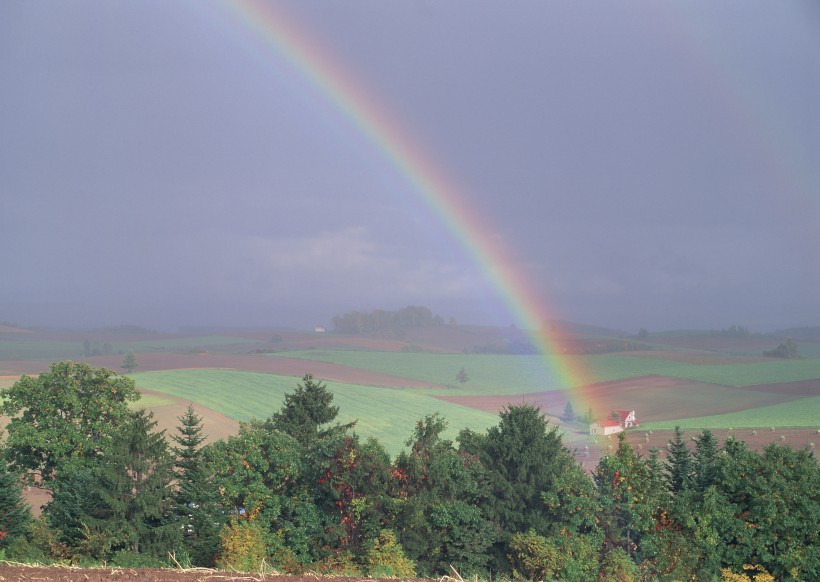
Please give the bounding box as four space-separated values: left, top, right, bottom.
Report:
458 404 577 571
394 414 494 576
691 429 719 491
171 404 222 566
665 426 692 493
0 447 32 551
47 409 180 560
267 374 353 447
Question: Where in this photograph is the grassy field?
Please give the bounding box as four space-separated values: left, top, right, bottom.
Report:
134 369 499 454
3 327 818 446
640 396 820 430
273 350 820 391
0 339 84 361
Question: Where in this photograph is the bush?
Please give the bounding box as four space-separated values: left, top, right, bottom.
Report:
364 530 415 578
217 519 268 573
508 530 562 580
313 550 363 577
110 550 168 568
598 548 639 582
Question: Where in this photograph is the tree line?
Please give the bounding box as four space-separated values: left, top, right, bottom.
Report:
1 361 817 580
331 305 444 334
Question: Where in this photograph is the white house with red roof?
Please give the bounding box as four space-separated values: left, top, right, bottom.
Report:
589 419 623 436
609 410 638 429
589 410 638 435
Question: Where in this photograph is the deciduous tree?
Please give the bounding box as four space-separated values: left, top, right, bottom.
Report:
1 361 140 483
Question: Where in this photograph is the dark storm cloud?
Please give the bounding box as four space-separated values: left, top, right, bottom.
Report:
1 0 818 331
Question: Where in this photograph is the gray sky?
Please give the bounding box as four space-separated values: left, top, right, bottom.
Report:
2 0 819 332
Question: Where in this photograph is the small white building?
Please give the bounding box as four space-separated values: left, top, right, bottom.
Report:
590 410 639 435
314 325 326 333
609 410 639 429
589 419 623 436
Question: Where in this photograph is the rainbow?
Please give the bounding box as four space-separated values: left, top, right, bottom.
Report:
209 0 592 392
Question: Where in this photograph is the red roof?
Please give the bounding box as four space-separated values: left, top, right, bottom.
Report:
596 419 622 428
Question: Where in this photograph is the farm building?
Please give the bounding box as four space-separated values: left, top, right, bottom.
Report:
609 409 639 428
589 419 623 436
590 410 639 435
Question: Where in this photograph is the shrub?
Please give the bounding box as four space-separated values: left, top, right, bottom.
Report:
598 547 639 582
721 564 775 581
111 550 168 568
364 530 415 578
508 530 562 581
217 519 268 573
313 550 362 577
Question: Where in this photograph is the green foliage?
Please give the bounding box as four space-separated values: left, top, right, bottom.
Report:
0 450 32 550
1 361 140 483
45 410 179 561
332 305 443 334
217 518 268 572
135 368 498 455
763 338 800 359
267 374 350 446
563 400 576 422
313 550 362 576
456 366 470 387
458 404 578 572
172 404 222 566
206 420 301 520
364 529 415 578
308 433 394 556
599 547 640 581
395 414 494 576
594 433 668 570
642 396 820 430
121 350 137 374
508 530 555 580
665 426 692 493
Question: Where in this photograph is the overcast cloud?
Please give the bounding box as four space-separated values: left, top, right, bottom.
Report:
1 0 818 332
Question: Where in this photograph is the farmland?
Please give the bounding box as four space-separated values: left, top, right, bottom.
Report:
1 324 818 458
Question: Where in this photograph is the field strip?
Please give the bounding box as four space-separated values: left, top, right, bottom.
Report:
639 396 820 430
134 368 498 455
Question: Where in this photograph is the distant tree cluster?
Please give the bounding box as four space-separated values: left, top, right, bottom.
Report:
1 362 818 580
709 325 758 338
764 337 801 359
331 305 444 334
81 339 115 356
470 339 538 355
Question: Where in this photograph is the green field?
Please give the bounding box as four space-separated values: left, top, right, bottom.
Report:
640 396 820 430
0 339 85 361
274 350 820 391
134 369 498 454
3 328 819 446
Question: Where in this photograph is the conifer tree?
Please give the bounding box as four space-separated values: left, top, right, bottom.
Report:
0 448 32 551
665 426 692 493
458 404 576 571
267 374 353 447
172 404 222 566
691 429 719 491
47 410 179 560
394 414 494 576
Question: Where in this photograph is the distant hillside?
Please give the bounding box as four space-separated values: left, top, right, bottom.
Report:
0 323 31 333
770 326 820 342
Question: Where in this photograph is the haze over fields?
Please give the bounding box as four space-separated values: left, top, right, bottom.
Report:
2 1 819 332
